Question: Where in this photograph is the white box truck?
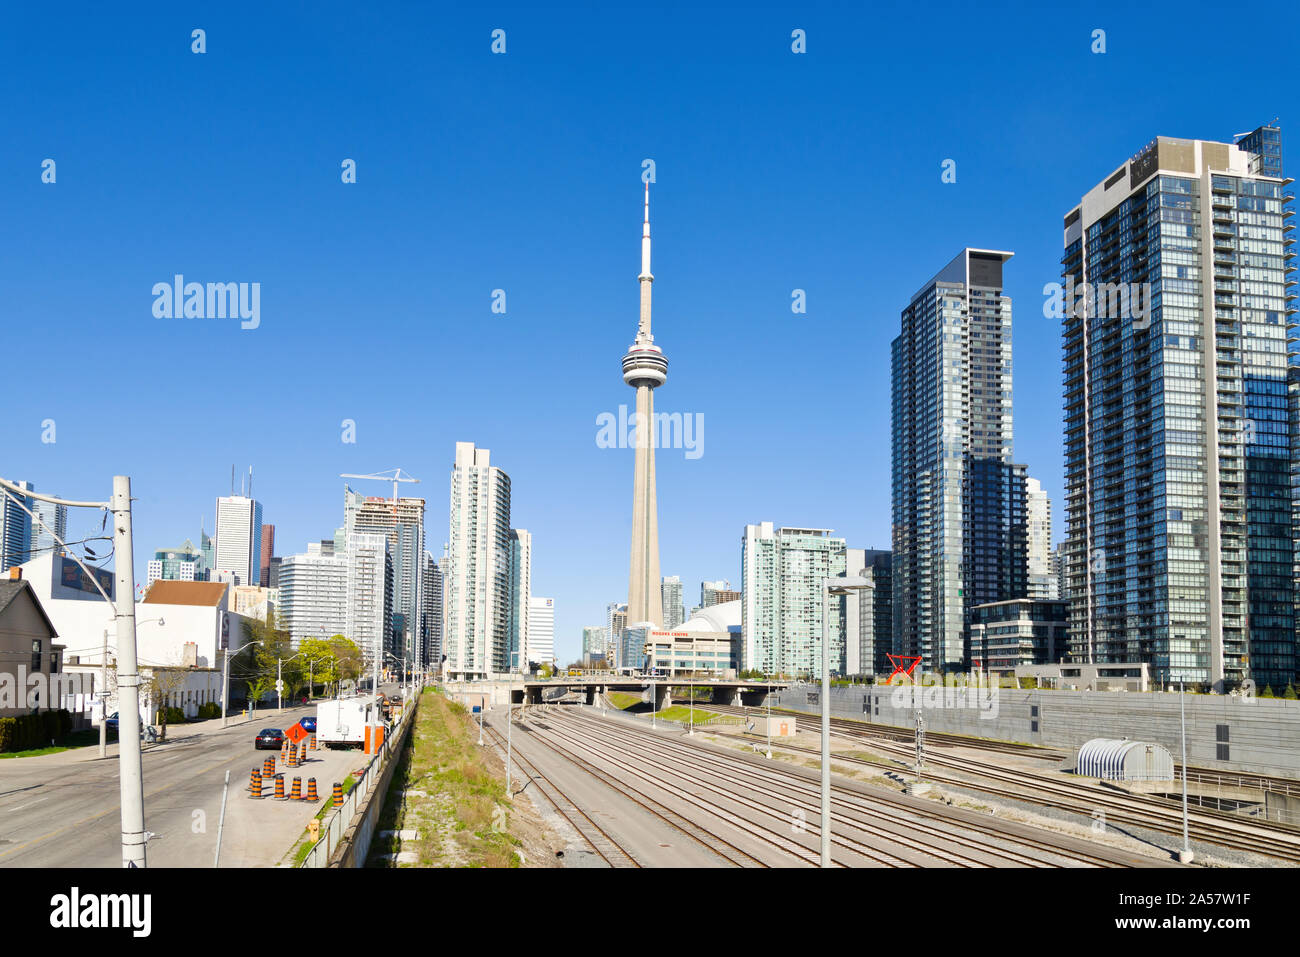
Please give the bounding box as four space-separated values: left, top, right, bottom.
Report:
316 696 381 748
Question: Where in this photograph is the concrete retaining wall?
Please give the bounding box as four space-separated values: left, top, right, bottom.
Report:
329 703 417 868
774 683 1300 778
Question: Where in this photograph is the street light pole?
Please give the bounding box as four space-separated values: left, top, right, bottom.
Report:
507 651 519 795
819 575 870 869
1179 678 1194 864
820 581 831 867
766 675 772 759
221 648 231 729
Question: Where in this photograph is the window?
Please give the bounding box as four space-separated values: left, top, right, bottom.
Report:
31 640 42 673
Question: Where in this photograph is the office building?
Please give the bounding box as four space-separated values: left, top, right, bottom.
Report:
621 622 650 672
661 575 684 630
214 495 263 586
146 540 206 588
892 248 1029 673
529 596 554 666
508 529 532 671
344 488 424 665
1061 126 1296 691
582 625 606 664
277 544 348 647
259 524 275 587
445 442 511 679
741 522 847 676
200 530 216 579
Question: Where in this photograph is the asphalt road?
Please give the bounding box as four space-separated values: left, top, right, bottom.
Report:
0 689 404 868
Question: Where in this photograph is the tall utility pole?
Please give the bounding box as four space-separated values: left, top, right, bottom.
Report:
110 476 147 868
1 475 148 868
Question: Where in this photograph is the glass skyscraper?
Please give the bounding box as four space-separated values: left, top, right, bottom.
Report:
1061 127 1296 691
891 249 1028 673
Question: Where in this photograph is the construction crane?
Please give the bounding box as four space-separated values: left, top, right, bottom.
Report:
339 467 421 502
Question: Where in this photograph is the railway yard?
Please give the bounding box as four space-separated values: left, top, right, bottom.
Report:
475 697 1300 868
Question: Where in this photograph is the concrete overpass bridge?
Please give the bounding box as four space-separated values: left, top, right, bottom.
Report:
520 677 788 709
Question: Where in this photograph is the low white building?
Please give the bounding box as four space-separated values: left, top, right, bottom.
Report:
15 553 252 723
645 600 742 677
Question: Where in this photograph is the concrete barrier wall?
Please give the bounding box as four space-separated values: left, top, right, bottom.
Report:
329 702 417 868
773 683 1300 778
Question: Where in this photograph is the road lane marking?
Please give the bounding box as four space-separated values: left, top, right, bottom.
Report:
0 752 260 863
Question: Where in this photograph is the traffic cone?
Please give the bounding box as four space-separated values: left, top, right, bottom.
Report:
332 782 344 807
307 778 319 801
274 774 286 800
310 734 317 751
263 756 275 779
249 768 263 798
290 777 302 800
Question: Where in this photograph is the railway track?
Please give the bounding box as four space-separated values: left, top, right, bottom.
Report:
698 719 1300 863
479 721 640 868
487 715 778 866
510 714 836 866
545 709 1166 867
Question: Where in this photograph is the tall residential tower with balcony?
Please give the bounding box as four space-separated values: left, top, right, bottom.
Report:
1060 125 1297 691
891 249 1029 673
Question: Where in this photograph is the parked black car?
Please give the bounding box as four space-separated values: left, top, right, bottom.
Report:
254 728 285 750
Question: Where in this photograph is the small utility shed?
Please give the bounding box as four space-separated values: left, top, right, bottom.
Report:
1077 738 1174 782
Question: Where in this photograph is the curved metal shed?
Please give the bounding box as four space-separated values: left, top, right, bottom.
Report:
1076 738 1174 782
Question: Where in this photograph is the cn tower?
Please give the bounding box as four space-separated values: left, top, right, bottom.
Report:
623 182 667 629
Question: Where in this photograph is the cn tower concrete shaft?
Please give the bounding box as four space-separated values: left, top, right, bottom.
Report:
623 182 667 629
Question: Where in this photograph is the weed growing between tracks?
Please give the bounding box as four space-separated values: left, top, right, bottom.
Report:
369 690 521 867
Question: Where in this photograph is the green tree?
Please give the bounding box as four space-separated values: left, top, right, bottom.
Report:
326 635 364 687
1284 684 1297 700
299 636 348 696
1260 685 1275 698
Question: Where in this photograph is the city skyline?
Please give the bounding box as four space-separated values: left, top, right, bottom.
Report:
3 3 1293 667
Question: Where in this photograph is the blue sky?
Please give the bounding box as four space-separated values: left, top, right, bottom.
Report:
2 1 1294 664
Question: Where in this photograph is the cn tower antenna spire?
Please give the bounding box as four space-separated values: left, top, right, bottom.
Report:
623 179 667 630
640 180 651 283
